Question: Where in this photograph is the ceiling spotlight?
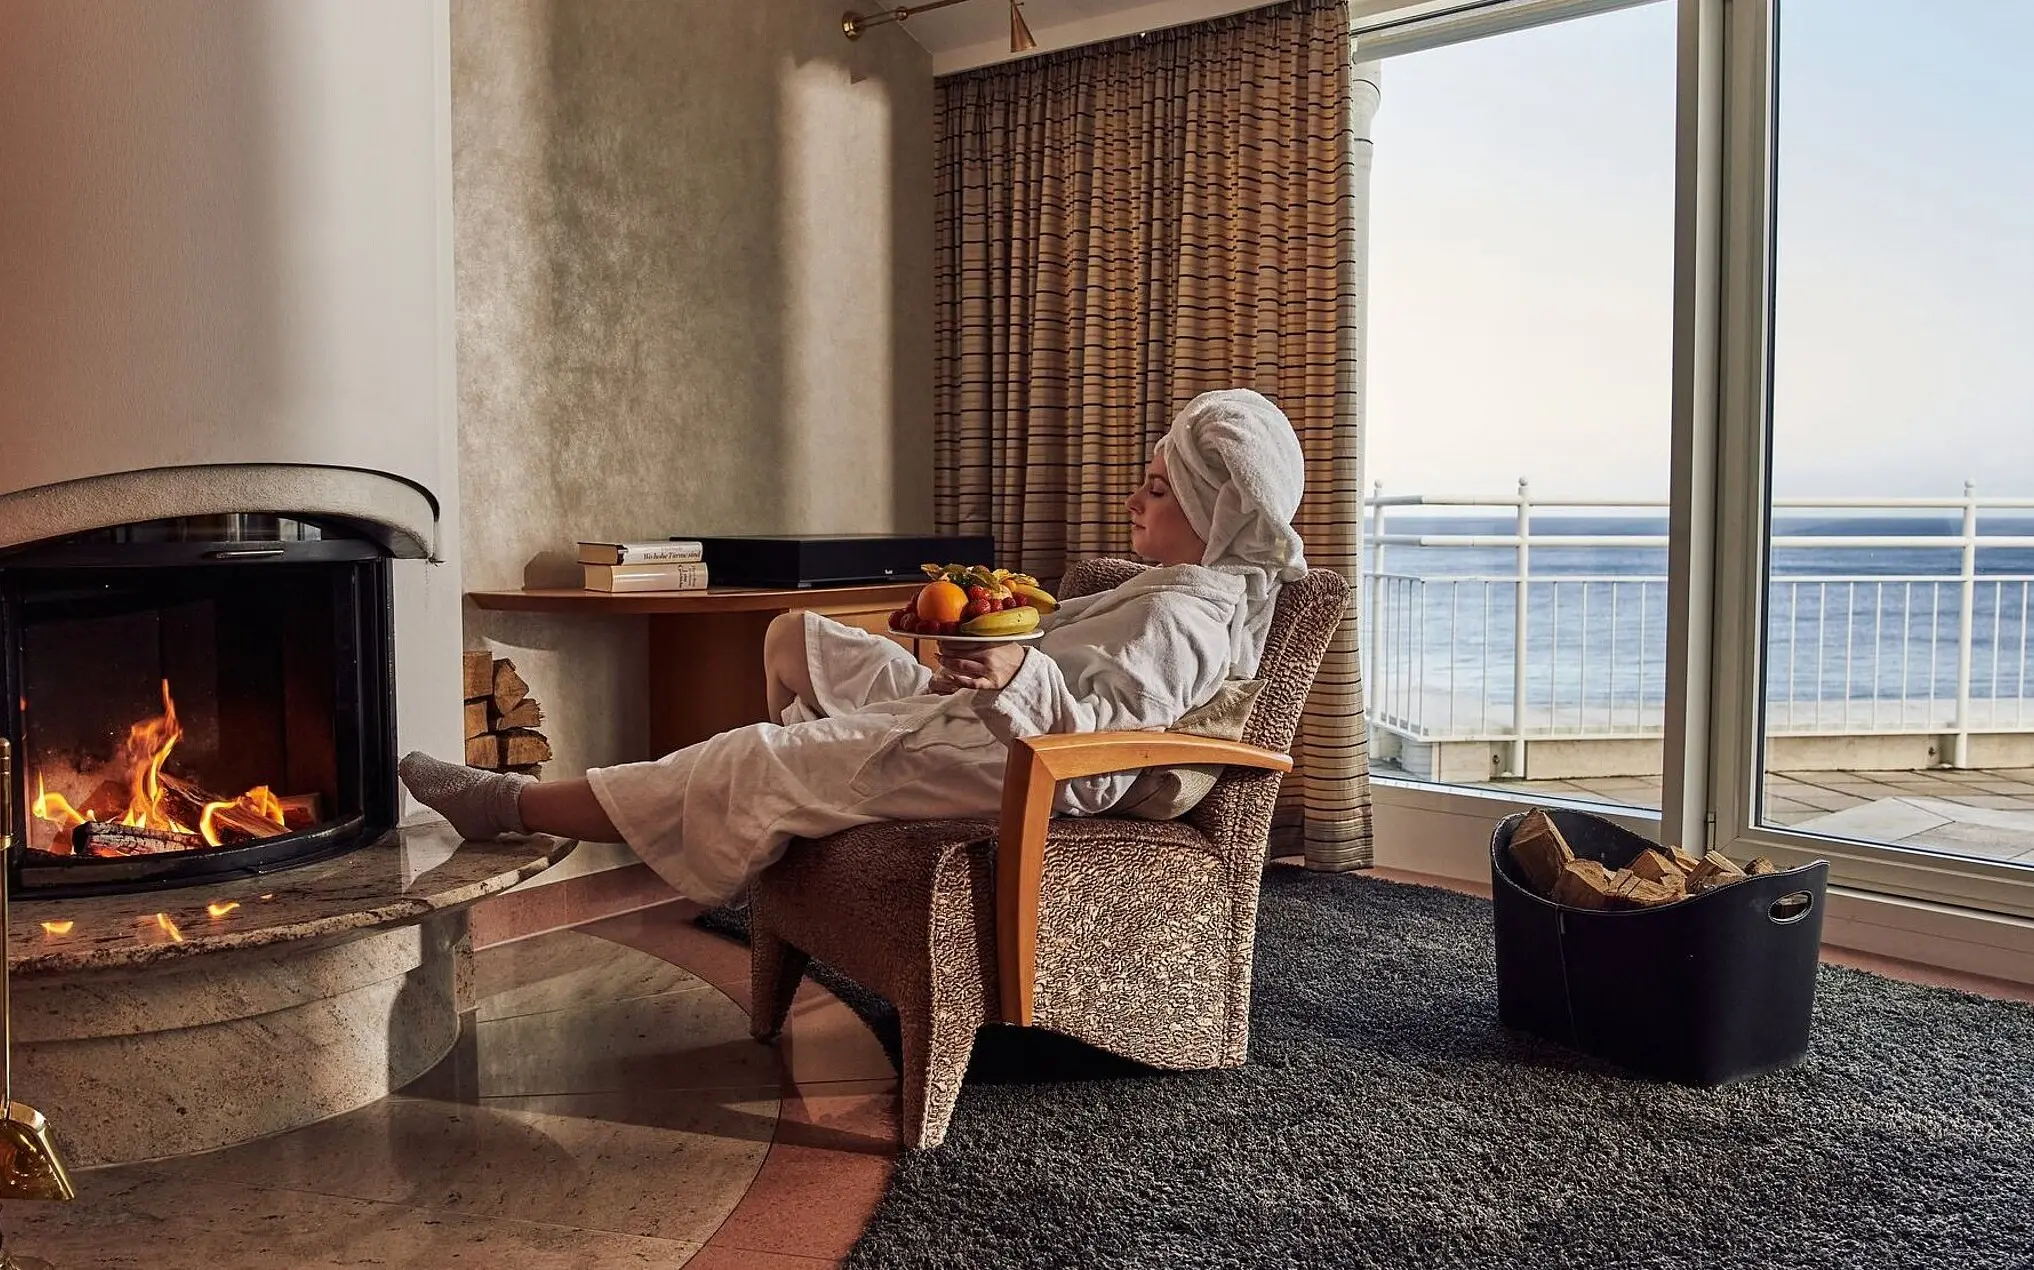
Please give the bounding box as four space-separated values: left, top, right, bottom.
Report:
1009 0 1036 53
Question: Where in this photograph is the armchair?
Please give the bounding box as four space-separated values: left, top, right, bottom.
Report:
748 559 1349 1147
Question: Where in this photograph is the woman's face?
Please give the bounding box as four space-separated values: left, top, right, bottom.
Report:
1126 450 1208 567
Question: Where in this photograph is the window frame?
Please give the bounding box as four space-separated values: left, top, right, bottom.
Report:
1360 0 2034 925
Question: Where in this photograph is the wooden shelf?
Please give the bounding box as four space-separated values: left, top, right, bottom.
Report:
467 583 924 616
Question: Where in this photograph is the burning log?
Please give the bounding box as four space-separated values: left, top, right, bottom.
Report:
277 793 324 831
157 773 289 844
78 823 204 857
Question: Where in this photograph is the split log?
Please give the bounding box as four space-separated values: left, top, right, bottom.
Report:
491 699 544 732
1687 851 1748 894
1745 856 1780 876
464 700 491 740
1607 867 1684 908
466 735 502 770
1508 809 1575 896
493 659 530 713
78 823 204 857
1668 844 1703 873
1628 848 1687 886
277 793 324 831
158 773 288 843
1550 859 1617 910
502 728 552 767
463 650 495 699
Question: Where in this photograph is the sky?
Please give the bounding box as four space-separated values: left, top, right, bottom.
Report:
1364 0 2034 506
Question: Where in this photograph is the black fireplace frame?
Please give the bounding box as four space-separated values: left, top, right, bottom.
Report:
0 517 399 898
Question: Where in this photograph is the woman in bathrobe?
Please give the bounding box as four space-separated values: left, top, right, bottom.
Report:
399 388 1309 905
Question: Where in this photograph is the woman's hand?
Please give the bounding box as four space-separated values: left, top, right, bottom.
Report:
929 642 1028 694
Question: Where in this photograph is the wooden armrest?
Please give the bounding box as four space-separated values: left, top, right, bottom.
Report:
994 731 1292 1027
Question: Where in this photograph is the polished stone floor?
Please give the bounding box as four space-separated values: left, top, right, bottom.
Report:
6 903 898 1269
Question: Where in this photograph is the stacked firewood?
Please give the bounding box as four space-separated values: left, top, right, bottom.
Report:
462 651 552 778
1509 809 1780 911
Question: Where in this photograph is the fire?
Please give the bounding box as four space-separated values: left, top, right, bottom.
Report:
153 912 185 943
206 901 240 919
28 680 290 854
40 921 73 937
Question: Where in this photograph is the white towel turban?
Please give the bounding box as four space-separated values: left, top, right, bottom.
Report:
1153 388 1308 678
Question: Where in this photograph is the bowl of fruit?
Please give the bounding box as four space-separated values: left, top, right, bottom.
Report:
888 564 1059 642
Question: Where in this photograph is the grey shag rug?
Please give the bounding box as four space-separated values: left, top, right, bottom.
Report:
704 869 2034 1270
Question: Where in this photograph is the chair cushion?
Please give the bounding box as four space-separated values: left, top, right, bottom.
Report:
1114 679 1264 820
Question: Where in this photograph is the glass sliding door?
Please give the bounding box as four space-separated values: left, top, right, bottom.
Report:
1362 0 1676 812
1711 0 2034 914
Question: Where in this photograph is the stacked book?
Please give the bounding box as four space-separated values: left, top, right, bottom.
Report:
578 539 709 592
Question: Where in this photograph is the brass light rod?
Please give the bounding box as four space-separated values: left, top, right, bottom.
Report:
842 0 971 41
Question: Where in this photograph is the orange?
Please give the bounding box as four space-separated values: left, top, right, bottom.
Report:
915 579 967 624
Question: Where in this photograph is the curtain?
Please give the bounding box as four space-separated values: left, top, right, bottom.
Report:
933 0 1373 869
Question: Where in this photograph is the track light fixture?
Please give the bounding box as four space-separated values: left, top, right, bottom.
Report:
844 0 1037 55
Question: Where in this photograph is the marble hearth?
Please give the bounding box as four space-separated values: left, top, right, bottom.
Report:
9 820 574 1168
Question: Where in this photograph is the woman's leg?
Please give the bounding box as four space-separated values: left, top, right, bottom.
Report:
518 778 621 841
399 752 621 842
763 610 817 723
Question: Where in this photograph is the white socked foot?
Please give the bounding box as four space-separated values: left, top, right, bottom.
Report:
399 751 533 841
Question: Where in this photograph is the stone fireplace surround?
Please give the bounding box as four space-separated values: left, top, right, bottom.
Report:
0 0 493 1170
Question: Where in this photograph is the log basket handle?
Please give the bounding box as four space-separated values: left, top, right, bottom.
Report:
1769 891 1816 924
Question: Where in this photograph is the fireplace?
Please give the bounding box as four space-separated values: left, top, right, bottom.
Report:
1 515 398 898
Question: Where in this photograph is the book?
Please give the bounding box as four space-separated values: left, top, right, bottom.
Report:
583 562 710 593
577 540 705 566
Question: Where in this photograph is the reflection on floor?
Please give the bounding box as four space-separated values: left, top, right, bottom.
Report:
10 904 898 1269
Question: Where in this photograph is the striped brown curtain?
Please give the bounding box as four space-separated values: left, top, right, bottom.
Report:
933 0 1373 869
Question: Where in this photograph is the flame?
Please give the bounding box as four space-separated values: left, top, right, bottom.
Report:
40 921 73 937
153 912 184 943
28 680 292 852
206 901 240 919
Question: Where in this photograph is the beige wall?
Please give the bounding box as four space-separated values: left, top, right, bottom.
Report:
453 0 935 776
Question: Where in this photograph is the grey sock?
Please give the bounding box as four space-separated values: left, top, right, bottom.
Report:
399 751 532 841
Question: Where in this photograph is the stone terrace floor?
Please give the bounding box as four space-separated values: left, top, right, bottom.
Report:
1437 765 2034 865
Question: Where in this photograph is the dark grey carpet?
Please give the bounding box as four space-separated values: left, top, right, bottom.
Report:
705 869 2034 1270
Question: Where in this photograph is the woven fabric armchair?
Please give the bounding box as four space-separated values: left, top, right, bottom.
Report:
748 559 1349 1148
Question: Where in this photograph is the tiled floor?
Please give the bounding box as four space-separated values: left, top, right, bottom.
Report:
15 853 2033 1267
8 896 897 1269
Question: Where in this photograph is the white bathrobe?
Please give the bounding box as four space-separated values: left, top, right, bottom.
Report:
584 565 1247 905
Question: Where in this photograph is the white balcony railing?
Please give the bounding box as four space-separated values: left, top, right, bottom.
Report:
1363 483 2034 773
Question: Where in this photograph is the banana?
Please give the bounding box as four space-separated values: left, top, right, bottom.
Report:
959 606 1040 637
1008 582 1058 613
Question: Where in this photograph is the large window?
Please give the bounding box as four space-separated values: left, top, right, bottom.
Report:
1751 1 2034 865
1364 2 1675 812
1360 0 2034 928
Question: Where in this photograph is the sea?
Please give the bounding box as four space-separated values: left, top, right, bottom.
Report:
1363 513 2034 732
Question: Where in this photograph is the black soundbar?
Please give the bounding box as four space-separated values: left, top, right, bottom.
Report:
677 533 996 589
